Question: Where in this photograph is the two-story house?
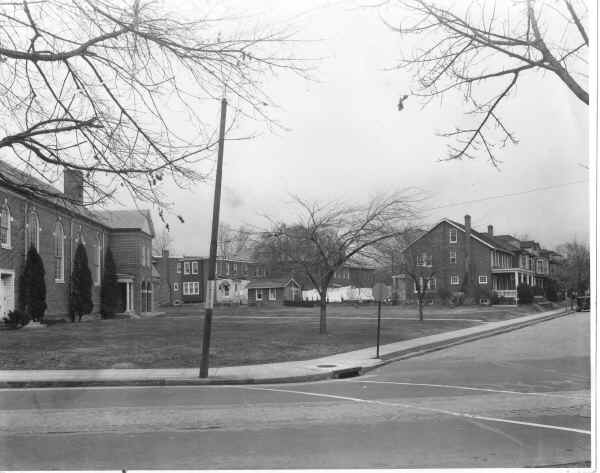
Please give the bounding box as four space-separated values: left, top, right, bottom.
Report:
154 253 267 305
393 214 555 305
0 160 155 319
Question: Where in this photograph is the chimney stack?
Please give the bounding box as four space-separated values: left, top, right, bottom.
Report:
63 169 83 204
464 215 471 236
487 225 493 236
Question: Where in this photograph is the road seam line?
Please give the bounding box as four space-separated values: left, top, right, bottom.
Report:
234 386 591 436
347 380 589 401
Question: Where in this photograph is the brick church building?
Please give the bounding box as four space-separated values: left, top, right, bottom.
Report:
0 161 155 320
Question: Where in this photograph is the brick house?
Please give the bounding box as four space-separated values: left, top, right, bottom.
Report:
95 209 156 314
0 161 155 320
329 263 376 288
153 253 267 305
392 215 555 305
247 278 301 305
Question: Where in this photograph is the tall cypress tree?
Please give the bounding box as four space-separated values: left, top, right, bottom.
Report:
22 244 47 322
70 242 93 322
100 247 120 318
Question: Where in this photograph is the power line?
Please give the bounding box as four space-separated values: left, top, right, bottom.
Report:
426 179 587 211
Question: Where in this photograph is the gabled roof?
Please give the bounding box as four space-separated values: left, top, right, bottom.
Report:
0 159 108 227
447 220 516 253
405 218 515 254
95 209 155 237
247 278 299 289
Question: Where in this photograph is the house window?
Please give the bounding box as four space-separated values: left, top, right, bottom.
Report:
184 262 190 274
416 253 431 267
191 261 199 274
176 262 182 273
427 278 436 290
26 210 39 250
449 249 456 264
232 263 238 273
269 288 277 301
95 233 102 285
478 275 488 285
0 203 10 248
450 274 460 285
536 259 545 274
173 282 180 292
140 245 145 267
183 281 197 295
256 289 263 301
54 221 64 282
449 229 457 243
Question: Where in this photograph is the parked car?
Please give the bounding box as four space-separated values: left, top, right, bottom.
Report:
575 296 590 312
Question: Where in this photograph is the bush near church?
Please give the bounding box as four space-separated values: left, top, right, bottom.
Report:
100 247 120 318
70 242 93 322
3 309 30 329
21 245 47 323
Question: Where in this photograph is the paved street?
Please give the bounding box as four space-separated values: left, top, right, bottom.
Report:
0 311 591 469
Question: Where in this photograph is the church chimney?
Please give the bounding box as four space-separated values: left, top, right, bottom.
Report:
63 169 84 204
488 225 493 236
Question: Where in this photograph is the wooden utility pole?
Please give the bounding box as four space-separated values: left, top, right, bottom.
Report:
200 98 227 378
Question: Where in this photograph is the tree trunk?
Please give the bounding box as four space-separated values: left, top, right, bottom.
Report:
418 298 424 322
319 299 327 334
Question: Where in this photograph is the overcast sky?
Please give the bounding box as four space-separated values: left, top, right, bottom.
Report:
138 0 589 256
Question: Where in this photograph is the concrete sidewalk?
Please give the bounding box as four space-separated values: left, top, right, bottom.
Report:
0 308 573 388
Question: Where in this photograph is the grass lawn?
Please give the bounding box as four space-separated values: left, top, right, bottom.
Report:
0 303 542 370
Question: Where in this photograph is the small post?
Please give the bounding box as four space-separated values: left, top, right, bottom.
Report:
200 97 227 378
376 300 382 359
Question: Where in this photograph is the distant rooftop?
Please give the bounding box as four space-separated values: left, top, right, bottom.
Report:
95 209 155 237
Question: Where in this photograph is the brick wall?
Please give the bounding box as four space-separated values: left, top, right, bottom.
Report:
0 188 108 318
406 221 492 295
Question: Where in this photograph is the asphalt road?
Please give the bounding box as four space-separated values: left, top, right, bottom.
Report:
0 311 591 469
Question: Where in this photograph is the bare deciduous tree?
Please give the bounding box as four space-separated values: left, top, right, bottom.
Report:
399 247 440 321
152 227 174 257
0 0 304 214
383 0 588 166
258 192 421 333
218 223 254 260
555 239 589 296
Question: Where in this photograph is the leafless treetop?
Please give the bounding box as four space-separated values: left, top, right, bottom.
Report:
0 0 306 211
384 0 588 166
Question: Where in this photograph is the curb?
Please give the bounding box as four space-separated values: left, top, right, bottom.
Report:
0 309 573 388
367 309 574 372
0 369 353 389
